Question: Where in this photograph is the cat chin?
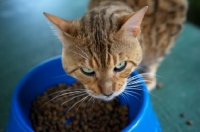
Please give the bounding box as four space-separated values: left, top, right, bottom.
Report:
85 82 127 101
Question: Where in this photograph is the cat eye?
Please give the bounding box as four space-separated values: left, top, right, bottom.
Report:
114 61 127 72
80 67 95 76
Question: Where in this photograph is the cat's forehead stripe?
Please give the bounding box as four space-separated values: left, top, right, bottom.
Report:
109 12 114 31
80 6 132 68
89 11 95 31
100 7 107 31
93 54 100 68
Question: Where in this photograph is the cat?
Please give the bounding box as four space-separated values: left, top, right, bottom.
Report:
43 0 187 101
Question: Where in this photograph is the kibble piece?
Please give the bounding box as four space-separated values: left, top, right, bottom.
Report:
35 126 43 132
106 103 113 111
180 113 185 118
186 120 193 125
156 83 163 88
58 83 67 89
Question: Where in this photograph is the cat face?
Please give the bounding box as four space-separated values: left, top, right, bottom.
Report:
61 35 142 101
44 6 147 100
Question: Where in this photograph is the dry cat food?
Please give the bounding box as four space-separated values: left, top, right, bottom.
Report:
180 113 185 118
156 83 163 89
30 82 129 132
186 120 193 125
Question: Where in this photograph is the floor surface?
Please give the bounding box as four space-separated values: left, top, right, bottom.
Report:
0 0 200 131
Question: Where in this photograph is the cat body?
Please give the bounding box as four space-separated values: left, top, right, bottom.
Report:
44 0 187 100
89 0 187 90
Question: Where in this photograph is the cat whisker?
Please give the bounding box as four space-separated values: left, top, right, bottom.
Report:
61 93 87 106
114 97 119 102
127 80 142 85
127 80 150 85
123 91 140 102
42 87 85 97
65 95 89 116
126 86 159 98
120 93 129 103
91 98 96 110
40 91 63 108
128 72 162 83
135 66 148 72
42 89 67 97
52 91 85 103
59 88 86 92
75 45 89 59
84 96 93 112
69 49 88 60
88 96 94 106
51 90 86 102
126 84 142 88
75 95 89 113
127 74 147 82
59 90 86 97
62 89 86 93
127 73 155 82
43 88 74 95
124 90 141 96
125 86 142 90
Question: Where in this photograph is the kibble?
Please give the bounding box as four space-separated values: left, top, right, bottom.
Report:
180 113 185 118
186 120 193 125
30 81 129 132
156 83 163 89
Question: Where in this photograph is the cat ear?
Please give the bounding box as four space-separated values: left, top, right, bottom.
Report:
43 12 72 35
121 6 148 37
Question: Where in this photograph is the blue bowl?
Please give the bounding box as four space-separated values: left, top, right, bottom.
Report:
6 56 162 132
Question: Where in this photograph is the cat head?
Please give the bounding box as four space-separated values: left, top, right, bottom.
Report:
44 6 147 101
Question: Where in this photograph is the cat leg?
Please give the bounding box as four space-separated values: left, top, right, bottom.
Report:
137 62 159 91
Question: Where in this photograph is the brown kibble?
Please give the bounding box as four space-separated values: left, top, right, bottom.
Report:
37 120 43 126
65 124 72 130
109 120 114 126
73 120 78 126
186 120 193 125
72 83 79 88
106 103 113 111
48 129 56 132
52 110 57 116
50 120 56 125
120 122 128 129
52 116 58 121
43 110 49 116
58 83 67 89
31 81 129 132
73 126 80 131
156 83 163 88
30 113 35 120
120 116 128 121
112 125 120 131
44 120 50 126
82 125 88 130
35 126 43 132
180 113 185 117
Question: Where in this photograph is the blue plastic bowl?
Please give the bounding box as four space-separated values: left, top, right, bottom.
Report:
6 56 162 132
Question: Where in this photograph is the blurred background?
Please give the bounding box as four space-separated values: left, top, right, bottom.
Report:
0 0 200 131
187 0 200 27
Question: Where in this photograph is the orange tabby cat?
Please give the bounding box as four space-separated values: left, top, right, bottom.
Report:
44 0 187 101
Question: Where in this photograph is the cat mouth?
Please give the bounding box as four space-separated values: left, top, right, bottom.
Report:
86 82 127 101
